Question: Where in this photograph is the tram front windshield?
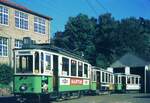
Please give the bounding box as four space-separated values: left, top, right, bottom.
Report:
16 55 33 73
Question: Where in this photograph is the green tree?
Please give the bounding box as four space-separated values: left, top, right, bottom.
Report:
95 13 120 67
54 13 97 64
53 13 150 68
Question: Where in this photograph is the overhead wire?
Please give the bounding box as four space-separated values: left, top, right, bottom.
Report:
95 0 108 13
86 0 99 17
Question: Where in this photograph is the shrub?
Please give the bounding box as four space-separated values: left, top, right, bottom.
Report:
0 64 13 85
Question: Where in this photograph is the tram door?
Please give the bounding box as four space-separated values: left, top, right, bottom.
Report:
96 71 101 90
121 76 126 91
53 55 59 92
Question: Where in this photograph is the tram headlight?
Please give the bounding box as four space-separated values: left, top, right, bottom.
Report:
19 84 27 91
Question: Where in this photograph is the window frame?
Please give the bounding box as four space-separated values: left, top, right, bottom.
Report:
71 59 77 76
15 39 23 48
45 54 51 71
0 37 8 57
15 10 29 30
78 61 83 77
34 16 46 34
62 57 69 76
102 72 105 82
0 5 9 26
34 51 39 73
15 54 33 73
84 63 88 78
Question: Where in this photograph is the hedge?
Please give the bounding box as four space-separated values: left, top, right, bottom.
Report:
0 64 13 85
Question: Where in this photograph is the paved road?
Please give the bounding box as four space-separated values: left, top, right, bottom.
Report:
0 93 150 103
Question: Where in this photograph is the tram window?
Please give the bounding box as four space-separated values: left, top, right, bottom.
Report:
16 55 33 73
45 55 51 70
91 71 94 81
136 78 138 84
94 71 96 81
115 76 118 83
62 57 69 76
84 64 88 77
110 75 112 83
35 52 39 73
132 77 134 84
118 77 121 84
102 72 104 82
127 77 130 84
78 62 83 77
41 53 44 73
106 73 108 83
111 75 113 83
108 74 110 83
71 60 77 76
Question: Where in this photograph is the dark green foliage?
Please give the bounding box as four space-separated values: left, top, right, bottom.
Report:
53 13 150 68
0 64 13 85
54 14 97 64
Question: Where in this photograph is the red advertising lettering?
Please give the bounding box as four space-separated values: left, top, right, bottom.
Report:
70 78 83 85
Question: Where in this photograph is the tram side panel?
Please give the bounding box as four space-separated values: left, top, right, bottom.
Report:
57 56 91 93
58 77 90 92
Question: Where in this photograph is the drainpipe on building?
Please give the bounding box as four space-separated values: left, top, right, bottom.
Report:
8 37 12 67
48 21 51 43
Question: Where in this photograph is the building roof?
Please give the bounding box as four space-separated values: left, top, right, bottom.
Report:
0 0 52 20
110 53 149 68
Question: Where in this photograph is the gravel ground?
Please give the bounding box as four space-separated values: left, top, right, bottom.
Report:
52 93 150 103
0 93 150 103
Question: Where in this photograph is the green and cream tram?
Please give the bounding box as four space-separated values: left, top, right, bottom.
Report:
114 73 141 93
13 41 141 102
91 67 115 94
13 44 91 102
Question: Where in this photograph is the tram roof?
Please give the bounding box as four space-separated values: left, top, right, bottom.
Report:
114 73 140 77
92 66 113 73
15 43 89 63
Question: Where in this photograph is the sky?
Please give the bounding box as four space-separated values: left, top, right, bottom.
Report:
11 0 150 36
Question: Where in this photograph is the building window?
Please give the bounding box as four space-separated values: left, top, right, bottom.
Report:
0 37 8 56
15 11 28 30
0 6 8 25
15 39 23 48
34 16 46 34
